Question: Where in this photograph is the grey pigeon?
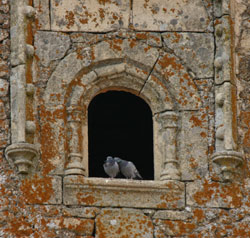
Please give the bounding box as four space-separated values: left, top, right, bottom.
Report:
103 156 119 178
114 157 142 179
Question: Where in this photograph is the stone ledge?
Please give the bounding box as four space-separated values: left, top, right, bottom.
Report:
63 176 185 210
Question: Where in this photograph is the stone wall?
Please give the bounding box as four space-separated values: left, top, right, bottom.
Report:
0 0 250 237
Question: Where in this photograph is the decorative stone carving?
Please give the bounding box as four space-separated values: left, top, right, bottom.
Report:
156 112 181 181
23 5 36 18
211 151 244 182
26 83 35 96
211 2 244 182
25 121 36 134
25 44 34 57
65 106 86 176
5 143 38 175
212 82 244 182
5 0 39 177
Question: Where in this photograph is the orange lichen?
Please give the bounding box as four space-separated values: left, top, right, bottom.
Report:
99 8 105 19
79 18 88 24
20 175 54 204
158 54 183 71
189 115 203 128
65 11 75 29
98 0 112 5
136 33 148 40
193 208 205 223
173 32 181 43
77 192 96 205
144 45 151 52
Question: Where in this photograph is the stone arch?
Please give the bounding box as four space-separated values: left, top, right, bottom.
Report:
44 39 201 111
43 39 202 179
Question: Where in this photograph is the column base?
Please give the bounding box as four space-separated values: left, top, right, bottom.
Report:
160 161 181 181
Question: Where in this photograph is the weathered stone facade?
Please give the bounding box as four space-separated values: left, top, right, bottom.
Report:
0 0 250 237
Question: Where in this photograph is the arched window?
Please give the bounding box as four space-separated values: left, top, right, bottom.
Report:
88 91 154 180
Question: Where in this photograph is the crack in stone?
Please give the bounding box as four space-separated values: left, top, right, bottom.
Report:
138 53 160 95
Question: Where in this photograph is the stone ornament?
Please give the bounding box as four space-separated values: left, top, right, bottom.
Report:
211 0 244 182
211 151 244 182
5 0 39 176
5 143 38 175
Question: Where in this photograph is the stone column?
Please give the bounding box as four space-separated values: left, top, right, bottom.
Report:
65 106 85 176
157 112 180 181
211 4 244 182
5 0 38 176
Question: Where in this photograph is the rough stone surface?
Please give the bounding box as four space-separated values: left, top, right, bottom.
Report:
133 0 213 32
96 208 154 238
0 78 8 97
186 180 244 208
52 217 94 236
162 32 214 78
34 0 50 30
151 52 202 110
62 207 100 218
179 111 209 180
154 219 196 237
51 0 130 32
34 31 71 67
153 210 191 220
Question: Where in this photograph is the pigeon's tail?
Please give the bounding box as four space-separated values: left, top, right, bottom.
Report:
135 170 143 180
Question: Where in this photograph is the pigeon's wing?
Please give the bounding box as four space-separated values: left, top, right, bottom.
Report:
129 161 142 179
119 160 132 178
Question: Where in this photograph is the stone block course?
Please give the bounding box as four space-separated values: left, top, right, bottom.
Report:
162 32 214 78
51 0 130 32
96 208 154 238
133 0 213 32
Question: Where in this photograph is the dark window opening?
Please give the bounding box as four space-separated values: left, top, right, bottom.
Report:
88 91 154 180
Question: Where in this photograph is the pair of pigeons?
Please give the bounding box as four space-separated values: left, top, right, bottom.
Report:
103 156 142 179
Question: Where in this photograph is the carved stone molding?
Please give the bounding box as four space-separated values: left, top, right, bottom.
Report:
64 176 185 209
5 143 38 175
211 150 244 182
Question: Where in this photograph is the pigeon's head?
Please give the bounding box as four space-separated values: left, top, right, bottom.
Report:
114 157 122 163
105 156 115 165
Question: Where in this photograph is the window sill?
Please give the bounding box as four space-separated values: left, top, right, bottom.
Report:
63 176 185 209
